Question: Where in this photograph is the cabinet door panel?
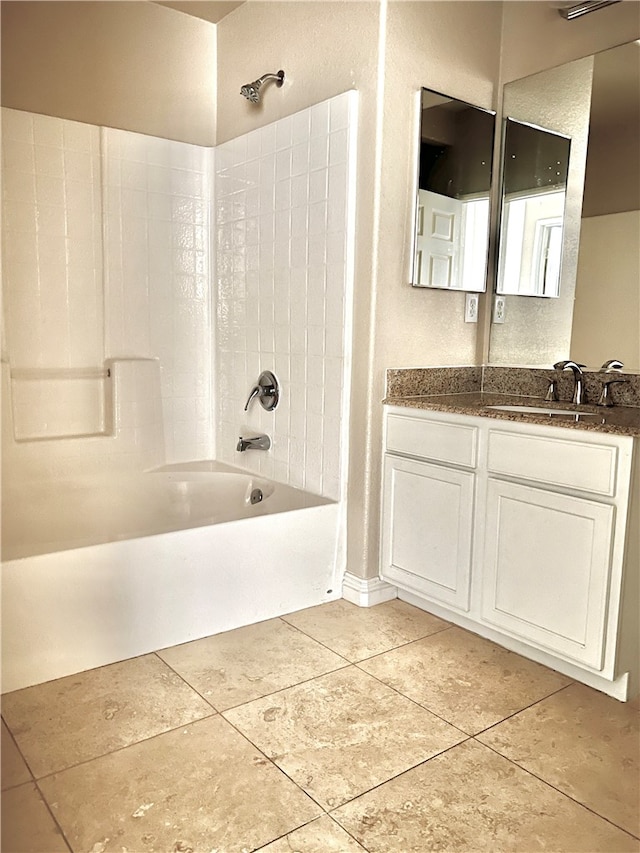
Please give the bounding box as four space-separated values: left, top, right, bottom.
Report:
381 456 474 610
481 479 614 670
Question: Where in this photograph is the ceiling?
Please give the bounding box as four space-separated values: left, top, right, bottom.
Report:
154 1 245 24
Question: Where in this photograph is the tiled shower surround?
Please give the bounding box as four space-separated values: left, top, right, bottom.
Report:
2 93 356 499
1 108 211 463
215 91 357 500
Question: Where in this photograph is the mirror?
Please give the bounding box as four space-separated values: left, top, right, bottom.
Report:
489 40 640 370
412 89 495 292
497 119 570 298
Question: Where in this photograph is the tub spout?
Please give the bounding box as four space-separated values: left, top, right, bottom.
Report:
237 434 271 452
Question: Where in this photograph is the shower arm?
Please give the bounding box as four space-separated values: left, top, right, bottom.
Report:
255 72 284 88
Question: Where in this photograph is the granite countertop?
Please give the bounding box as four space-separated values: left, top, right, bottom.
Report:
383 392 640 437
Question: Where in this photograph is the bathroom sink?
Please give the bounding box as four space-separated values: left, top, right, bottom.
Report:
486 405 598 417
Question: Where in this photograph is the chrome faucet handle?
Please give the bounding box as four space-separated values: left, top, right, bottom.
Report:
597 376 626 408
545 378 559 402
243 370 280 412
600 359 624 372
243 384 261 411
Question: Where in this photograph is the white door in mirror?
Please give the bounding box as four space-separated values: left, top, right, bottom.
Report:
415 190 461 288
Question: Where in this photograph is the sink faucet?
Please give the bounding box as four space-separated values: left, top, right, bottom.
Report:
236 434 271 452
553 360 586 405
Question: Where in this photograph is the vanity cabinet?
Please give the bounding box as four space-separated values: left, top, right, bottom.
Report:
381 405 638 700
481 479 614 669
382 455 474 610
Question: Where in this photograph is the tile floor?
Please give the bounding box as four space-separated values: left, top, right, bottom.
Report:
1 598 639 853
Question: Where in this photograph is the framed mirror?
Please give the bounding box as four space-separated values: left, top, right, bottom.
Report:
496 118 570 298
412 88 495 292
489 41 640 370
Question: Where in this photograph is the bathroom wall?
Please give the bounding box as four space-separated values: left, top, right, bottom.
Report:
0 1 217 145
500 0 640 84
1 107 213 475
102 127 212 462
570 211 640 369
215 92 357 500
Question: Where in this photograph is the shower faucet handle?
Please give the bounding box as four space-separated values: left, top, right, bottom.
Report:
243 370 280 412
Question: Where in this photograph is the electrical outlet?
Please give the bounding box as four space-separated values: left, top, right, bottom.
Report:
464 293 479 323
493 295 506 324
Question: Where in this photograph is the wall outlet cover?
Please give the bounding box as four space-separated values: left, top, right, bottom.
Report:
493 295 506 324
464 293 479 323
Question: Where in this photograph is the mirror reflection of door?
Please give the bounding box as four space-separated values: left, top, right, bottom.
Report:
412 89 495 292
496 118 571 298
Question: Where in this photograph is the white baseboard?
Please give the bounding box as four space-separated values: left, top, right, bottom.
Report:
342 572 398 607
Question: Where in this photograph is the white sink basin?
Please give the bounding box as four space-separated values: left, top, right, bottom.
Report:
487 405 598 417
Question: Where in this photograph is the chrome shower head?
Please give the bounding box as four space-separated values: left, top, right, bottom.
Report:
240 70 285 104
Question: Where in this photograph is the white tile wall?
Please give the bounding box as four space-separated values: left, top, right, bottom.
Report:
1 109 103 370
103 128 213 463
2 109 213 466
215 91 357 500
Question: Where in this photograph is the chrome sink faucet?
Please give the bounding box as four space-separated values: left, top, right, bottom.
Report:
553 360 586 405
236 434 271 452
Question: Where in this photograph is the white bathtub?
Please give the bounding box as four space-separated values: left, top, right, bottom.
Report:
1 461 343 693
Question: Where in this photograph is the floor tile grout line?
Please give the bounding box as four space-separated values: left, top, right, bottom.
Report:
281 610 455 666
475 738 640 842
218 660 353 714
471 680 575 738
27 710 219 784
325 811 372 852
218 712 331 816
251 813 371 852
325 735 475 817
352 661 471 737
1 714 37 787
223 702 476 826
351 624 454 665
33 777 74 853
277 615 355 663
151 651 222 713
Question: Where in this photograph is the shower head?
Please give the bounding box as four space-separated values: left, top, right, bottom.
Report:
240 70 285 104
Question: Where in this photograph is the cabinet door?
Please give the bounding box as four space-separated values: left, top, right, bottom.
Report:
481 478 615 670
381 455 474 610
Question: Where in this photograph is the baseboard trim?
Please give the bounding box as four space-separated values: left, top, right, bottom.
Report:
342 573 398 607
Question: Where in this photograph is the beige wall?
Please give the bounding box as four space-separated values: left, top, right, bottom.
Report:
570 211 640 371
500 0 640 84
0 1 217 145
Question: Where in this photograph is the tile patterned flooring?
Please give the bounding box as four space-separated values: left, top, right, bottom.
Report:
1 599 639 853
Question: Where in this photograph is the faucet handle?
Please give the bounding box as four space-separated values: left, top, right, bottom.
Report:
597 376 626 408
553 360 585 372
600 359 624 372
545 377 559 402
243 370 280 412
243 383 261 411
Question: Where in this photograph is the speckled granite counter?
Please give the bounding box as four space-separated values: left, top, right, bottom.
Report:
384 368 640 437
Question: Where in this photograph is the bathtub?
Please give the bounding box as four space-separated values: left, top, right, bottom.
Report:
1 461 343 693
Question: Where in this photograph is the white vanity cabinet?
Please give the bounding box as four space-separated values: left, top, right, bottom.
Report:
381 405 639 700
382 412 477 610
